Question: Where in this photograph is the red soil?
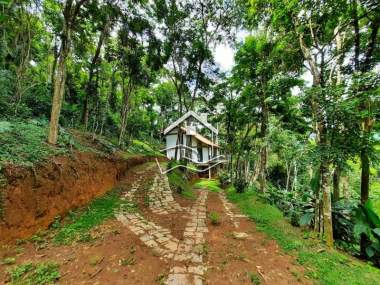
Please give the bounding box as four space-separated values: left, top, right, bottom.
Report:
0 152 159 243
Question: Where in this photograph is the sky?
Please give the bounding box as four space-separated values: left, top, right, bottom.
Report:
213 30 250 73
212 32 314 88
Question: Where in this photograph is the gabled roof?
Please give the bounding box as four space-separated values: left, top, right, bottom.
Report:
178 127 219 148
163 111 218 135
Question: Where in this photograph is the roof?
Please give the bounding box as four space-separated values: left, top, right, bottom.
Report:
193 132 220 148
178 127 219 148
163 111 218 135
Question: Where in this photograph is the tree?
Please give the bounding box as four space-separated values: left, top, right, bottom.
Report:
232 34 301 192
48 0 89 144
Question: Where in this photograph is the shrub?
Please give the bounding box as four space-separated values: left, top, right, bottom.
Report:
8 262 60 284
218 170 231 187
233 177 248 193
209 211 220 225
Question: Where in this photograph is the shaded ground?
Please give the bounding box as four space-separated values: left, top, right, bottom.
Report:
0 163 310 284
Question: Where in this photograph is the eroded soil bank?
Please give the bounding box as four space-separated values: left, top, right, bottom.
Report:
0 152 158 243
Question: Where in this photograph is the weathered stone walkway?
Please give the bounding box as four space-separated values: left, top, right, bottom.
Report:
166 190 208 285
219 191 246 229
148 174 185 214
115 172 209 285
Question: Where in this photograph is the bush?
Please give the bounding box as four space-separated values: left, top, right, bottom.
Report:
354 199 380 266
209 211 220 225
218 170 231 187
267 163 287 189
233 177 248 193
8 262 60 284
167 162 191 194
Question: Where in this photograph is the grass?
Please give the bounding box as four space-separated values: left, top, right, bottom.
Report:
0 120 86 169
226 187 380 285
126 139 163 157
53 189 122 245
209 211 220 225
7 261 60 285
167 168 193 196
193 179 222 192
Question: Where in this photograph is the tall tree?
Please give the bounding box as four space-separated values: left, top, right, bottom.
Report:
48 0 89 144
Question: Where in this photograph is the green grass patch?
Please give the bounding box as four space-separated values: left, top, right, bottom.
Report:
126 139 163 157
53 189 122 245
7 261 60 284
193 179 222 192
226 187 380 285
209 211 221 225
167 168 191 192
0 120 85 168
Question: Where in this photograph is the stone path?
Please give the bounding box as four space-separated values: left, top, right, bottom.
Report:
218 192 247 229
148 174 185 214
115 171 209 285
166 190 208 285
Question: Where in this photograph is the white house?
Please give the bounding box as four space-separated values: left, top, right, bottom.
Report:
163 111 221 165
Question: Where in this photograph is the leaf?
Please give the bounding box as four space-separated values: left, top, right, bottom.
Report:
372 228 380 239
366 246 375 258
364 200 380 228
353 222 370 239
299 212 314 226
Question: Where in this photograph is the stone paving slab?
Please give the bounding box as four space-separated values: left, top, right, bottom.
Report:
115 166 209 285
148 174 185 214
219 192 247 229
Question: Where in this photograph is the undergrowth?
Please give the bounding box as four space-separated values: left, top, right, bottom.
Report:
193 179 222 192
0 120 85 168
167 167 193 195
226 187 380 285
7 261 60 285
53 189 122 245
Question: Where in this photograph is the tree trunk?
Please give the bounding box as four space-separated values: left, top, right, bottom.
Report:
285 161 290 191
342 175 349 199
333 167 340 202
118 79 132 147
48 52 67 144
82 21 109 128
258 103 268 192
320 161 334 247
48 0 87 144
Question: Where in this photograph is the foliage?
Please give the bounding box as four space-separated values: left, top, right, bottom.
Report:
127 139 162 157
167 161 192 195
7 261 60 285
53 190 122 245
0 120 81 168
193 179 222 192
227 187 380 284
217 170 231 187
209 211 220 225
354 200 380 265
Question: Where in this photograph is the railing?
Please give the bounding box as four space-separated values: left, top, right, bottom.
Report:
157 144 226 174
155 158 226 174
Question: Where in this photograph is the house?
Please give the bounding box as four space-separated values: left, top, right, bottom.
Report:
163 111 221 165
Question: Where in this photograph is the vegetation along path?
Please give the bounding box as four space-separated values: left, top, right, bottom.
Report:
1 162 313 284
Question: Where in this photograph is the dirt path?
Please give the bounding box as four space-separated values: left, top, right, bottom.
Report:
0 163 311 284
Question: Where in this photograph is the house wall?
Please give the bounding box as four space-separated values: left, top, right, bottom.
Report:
166 134 178 159
202 147 209 163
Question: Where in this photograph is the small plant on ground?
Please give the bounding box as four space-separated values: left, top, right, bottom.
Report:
248 272 261 285
1 257 16 265
209 211 220 225
119 256 136 266
8 262 60 284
